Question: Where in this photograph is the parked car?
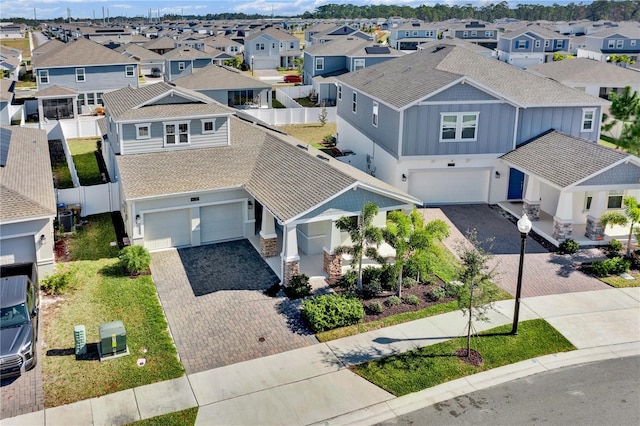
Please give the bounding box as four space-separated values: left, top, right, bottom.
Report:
0 275 39 377
283 75 302 83
150 67 162 78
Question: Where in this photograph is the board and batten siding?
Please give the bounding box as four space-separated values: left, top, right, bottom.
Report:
517 106 601 145
402 102 516 156
36 64 138 92
120 116 229 154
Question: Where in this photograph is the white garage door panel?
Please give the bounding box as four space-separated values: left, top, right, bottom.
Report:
409 169 490 205
0 236 36 266
144 209 191 250
200 203 244 243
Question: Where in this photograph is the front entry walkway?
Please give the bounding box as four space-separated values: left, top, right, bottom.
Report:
150 243 318 374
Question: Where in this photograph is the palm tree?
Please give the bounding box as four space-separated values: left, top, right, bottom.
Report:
335 202 383 291
600 196 640 257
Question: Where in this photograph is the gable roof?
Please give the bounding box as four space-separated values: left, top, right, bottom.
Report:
306 36 403 58
143 36 176 50
116 43 163 60
501 25 568 40
0 79 14 103
499 130 634 189
526 58 640 86
0 126 56 222
32 38 63 53
246 27 296 42
163 46 214 60
31 38 136 69
173 64 271 91
35 85 78 97
336 44 609 110
588 26 640 39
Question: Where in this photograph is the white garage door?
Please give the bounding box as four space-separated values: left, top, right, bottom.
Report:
0 236 36 266
200 203 244 244
409 169 490 205
144 209 191 250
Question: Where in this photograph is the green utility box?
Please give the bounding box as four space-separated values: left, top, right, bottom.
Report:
98 320 128 360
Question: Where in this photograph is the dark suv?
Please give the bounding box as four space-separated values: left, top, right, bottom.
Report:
1 275 39 377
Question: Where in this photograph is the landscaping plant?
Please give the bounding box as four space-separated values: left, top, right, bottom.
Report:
558 238 579 254
600 196 640 257
301 294 364 332
119 245 151 276
284 273 311 299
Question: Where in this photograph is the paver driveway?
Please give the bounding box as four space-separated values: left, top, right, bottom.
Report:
422 205 610 297
150 241 318 374
0 340 44 420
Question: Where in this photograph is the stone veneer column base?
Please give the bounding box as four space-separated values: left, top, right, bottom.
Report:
585 215 605 241
283 260 300 286
553 218 573 241
323 251 342 285
522 201 540 221
260 236 278 258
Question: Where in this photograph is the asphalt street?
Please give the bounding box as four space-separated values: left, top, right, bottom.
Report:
378 355 640 426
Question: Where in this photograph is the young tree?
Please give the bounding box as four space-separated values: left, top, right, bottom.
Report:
335 202 383 291
601 86 639 147
318 101 328 126
455 230 499 358
600 196 640 258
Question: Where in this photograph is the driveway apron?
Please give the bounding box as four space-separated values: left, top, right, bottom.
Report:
150 243 318 374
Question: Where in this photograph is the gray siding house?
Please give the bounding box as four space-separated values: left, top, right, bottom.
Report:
578 26 640 63
388 21 441 51
497 25 570 69
244 27 301 70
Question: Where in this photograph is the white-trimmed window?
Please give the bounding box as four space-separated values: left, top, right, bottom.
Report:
486 30 494 38
463 31 468 38
75 68 85 82
372 101 378 127
178 62 185 71
38 69 49 84
471 31 477 37
97 92 103 105
555 40 564 49
545 39 550 47
616 39 624 49
608 39 616 48
412 31 418 36
337 84 342 101
256 43 265 50
135 123 151 140
77 93 85 109
125 65 135 77
608 190 624 209
315 57 324 71
535 40 541 48
631 40 636 46
352 92 357 113
354 58 365 71
516 40 527 49
164 121 189 145
440 112 479 142
581 108 595 131
405 31 410 37
201 118 216 134
584 192 593 211
87 93 95 105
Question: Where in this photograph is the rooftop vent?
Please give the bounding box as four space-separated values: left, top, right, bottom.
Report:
316 154 330 162
296 144 308 150
432 45 447 53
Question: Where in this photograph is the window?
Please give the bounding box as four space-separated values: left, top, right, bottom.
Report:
290 42 294 49
272 43 275 49
545 40 550 47
125 65 135 77
178 62 185 71
426 30 434 37
535 40 541 48
439 112 479 142
581 108 595 131
315 57 324 71
75 68 85 82
256 43 265 50
405 31 410 37
471 31 477 37
352 92 357 113
201 119 216 134
516 40 527 49
555 40 564 49
631 40 637 46
616 39 624 49
412 31 418 36
607 190 624 209
354 58 365 71
372 102 378 127
135 123 151 140
38 69 49 84
463 31 468 38
608 39 616 48
87 93 95 105
584 193 593 211
164 121 189 145
337 84 342 101
77 93 84 109
486 31 494 38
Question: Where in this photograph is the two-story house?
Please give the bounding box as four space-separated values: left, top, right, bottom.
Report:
448 21 500 49
497 25 570 69
99 82 419 284
577 26 640 64
334 44 638 244
115 43 165 78
0 45 23 81
163 46 219 80
204 35 244 57
388 21 441 51
143 36 176 55
244 27 301 70
32 38 139 120
307 24 371 47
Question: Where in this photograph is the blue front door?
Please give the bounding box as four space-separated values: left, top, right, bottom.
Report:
507 168 525 200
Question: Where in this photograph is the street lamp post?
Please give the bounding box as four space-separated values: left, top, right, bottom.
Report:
511 213 532 335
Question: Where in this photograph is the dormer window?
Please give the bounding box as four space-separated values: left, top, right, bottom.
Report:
164 121 189 146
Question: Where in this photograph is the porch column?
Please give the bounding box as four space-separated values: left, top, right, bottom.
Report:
553 191 573 241
259 208 278 258
282 224 300 286
585 191 608 241
323 220 343 284
522 176 541 220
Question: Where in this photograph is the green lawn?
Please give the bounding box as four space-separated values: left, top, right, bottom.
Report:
44 214 184 407
127 407 198 426
352 319 575 396
68 137 103 186
0 36 31 59
52 160 73 189
600 270 640 288
277 123 337 149
295 97 317 107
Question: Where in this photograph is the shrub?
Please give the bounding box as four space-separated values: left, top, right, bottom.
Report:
379 263 398 290
40 271 71 295
301 294 364 332
592 257 631 277
426 286 446 302
119 245 151 275
404 256 428 281
367 301 383 315
386 295 401 307
362 266 381 286
404 294 421 306
402 277 418 288
558 239 579 255
284 274 311 299
443 280 463 298
361 280 382 299
602 240 624 258
340 270 358 296
263 283 281 297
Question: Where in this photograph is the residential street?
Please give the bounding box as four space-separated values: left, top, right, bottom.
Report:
379 355 640 426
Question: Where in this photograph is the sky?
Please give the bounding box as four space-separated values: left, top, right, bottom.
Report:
0 0 595 20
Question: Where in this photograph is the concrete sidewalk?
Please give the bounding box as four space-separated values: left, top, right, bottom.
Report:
3 288 639 426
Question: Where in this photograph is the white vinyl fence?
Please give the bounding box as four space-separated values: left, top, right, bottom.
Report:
57 183 120 217
241 106 336 126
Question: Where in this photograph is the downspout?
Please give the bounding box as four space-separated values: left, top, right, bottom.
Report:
512 106 520 149
280 223 286 284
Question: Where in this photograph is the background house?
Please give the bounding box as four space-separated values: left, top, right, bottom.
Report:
244 27 301 70
577 26 640 64
497 25 570 69
388 20 441 51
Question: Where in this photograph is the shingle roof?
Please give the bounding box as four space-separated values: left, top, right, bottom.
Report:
246 27 296 42
501 25 568 40
526 58 640 86
115 116 418 223
32 38 136 68
0 126 56 221
117 43 163 60
173 64 271 90
337 45 609 109
306 37 403 58
35 85 78 97
32 39 63 53
143 36 176 50
499 130 630 188
588 26 640 39
0 80 14 103
163 46 214 59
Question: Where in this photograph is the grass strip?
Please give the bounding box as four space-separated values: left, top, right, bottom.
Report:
67 213 120 260
352 319 575 396
127 407 198 426
68 137 103 186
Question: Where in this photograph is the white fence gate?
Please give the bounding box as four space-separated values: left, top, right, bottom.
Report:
57 183 120 217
